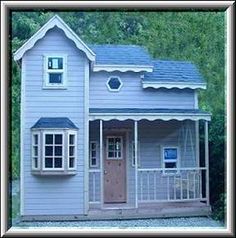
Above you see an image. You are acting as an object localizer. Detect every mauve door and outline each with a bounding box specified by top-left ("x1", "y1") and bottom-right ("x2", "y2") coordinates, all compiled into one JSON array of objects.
[{"x1": 104, "y1": 135, "x2": 126, "y2": 203}]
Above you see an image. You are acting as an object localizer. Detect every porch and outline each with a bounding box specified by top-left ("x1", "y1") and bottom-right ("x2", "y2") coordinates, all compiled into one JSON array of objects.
[{"x1": 87, "y1": 108, "x2": 211, "y2": 217}]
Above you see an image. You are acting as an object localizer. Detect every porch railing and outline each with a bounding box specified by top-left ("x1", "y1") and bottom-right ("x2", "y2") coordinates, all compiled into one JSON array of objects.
[
  {"x1": 138, "y1": 167, "x2": 207, "y2": 202},
  {"x1": 89, "y1": 169, "x2": 101, "y2": 203}
]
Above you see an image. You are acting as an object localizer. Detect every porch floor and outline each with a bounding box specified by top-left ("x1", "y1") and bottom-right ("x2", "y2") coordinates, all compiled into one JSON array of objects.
[{"x1": 87, "y1": 201, "x2": 211, "y2": 220}]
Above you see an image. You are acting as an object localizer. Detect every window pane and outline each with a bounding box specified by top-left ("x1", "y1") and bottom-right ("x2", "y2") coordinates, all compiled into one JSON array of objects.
[
  {"x1": 91, "y1": 158, "x2": 96, "y2": 166},
  {"x1": 91, "y1": 150, "x2": 96, "y2": 158},
  {"x1": 45, "y1": 157, "x2": 53, "y2": 168},
  {"x1": 69, "y1": 146, "x2": 74, "y2": 156},
  {"x1": 165, "y1": 162, "x2": 176, "y2": 168},
  {"x1": 108, "y1": 144, "x2": 114, "y2": 151},
  {"x1": 69, "y1": 135, "x2": 75, "y2": 145},
  {"x1": 33, "y1": 146, "x2": 38, "y2": 156},
  {"x1": 48, "y1": 57, "x2": 63, "y2": 69},
  {"x1": 108, "y1": 151, "x2": 114, "y2": 158},
  {"x1": 34, "y1": 158, "x2": 38, "y2": 168},
  {"x1": 55, "y1": 134, "x2": 62, "y2": 144},
  {"x1": 108, "y1": 138, "x2": 114, "y2": 144},
  {"x1": 55, "y1": 146, "x2": 62, "y2": 156},
  {"x1": 55, "y1": 157, "x2": 62, "y2": 168},
  {"x1": 91, "y1": 143, "x2": 96, "y2": 150},
  {"x1": 33, "y1": 135, "x2": 38, "y2": 145},
  {"x1": 164, "y1": 148, "x2": 177, "y2": 161},
  {"x1": 69, "y1": 157, "x2": 75, "y2": 168},
  {"x1": 45, "y1": 134, "x2": 53, "y2": 144},
  {"x1": 49, "y1": 73, "x2": 62, "y2": 84},
  {"x1": 45, "y1": 146, "x2": 53, "y2": 156}
]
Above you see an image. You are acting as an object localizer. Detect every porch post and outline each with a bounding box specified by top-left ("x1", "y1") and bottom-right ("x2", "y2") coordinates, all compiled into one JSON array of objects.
[
  {"x1": 100, "y1": 120, "x2": 103, "y2": 207},
  {"x1": 134, "y1": 120, "x2": 138, "y2": 208},
  {"x1": 204, "y1": 120, "x2": 210, "y2": 206}
]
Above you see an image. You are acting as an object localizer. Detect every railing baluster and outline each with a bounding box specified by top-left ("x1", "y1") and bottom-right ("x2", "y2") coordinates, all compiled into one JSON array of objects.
[
  {"x1": 93, "y1": 172, "x2": 96, "y2": 202},
  {"x1": 180, "y1": 173, "x2": 183, "y2": 200},
  {"x1": 193, "y1": 171, "x2": 196, "y2": 199},
  {"x1": 167, "y1": 175, "x2": 170, "y2": 201},
  {"x1": 187, "y1": 172, "x2": 190, "y2": 199},
  {"x1": 154, "y1": 171, "x2": 157, "y2": 201},
  {"x1": 140, "y1": 172, "x2": 143, "y2": 201},
  {"x1": 174, "y1": 175, "x2": 176, "y2": 200},
  {"x1": 200, "y1": 170, "x2": 203, "y2": 199}
]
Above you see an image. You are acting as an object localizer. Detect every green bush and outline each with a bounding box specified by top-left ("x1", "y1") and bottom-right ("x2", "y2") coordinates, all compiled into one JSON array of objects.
[{"x1": 212, "y1": 193, "x2": 226, "y2": 222}]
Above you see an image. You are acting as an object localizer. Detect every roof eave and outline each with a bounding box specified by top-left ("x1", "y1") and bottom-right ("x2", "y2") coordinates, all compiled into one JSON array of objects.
[
  {"x1": 13, "y1": 15, "x2": 96, "y2": 62},
  {"x1": 142, "y1": 81, "x2": 207, "y2": 90}
]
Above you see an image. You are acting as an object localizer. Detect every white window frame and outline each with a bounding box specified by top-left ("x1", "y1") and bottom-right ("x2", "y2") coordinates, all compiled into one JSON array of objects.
[
  {"x1": 106, "y1": 136, "x2": 123, "y2": 160},
  {"x1": 162, "y1": 146, "x2": 180, "y2": 173},
  {"x1": 106, "y1": 76, "x2": 123, "y2": 92},
  {"x1": 44, "y1": 54, "x2": 67, "y2": 89},
  {"x1": 67, "y1": 131, "x2": 77, "y2": 170},
  {"x1": 31, "y1": 132, "x2": 40, "y2": 170},
  {"x1": 131, "y1": 140, "x2": 140, "y2": 167},
  {"x1": 89, "y1": 141, "x2": 98, "y2": 168},
  {"x1": 42, "y1": 130, "x2": 65, "y2": 171}
]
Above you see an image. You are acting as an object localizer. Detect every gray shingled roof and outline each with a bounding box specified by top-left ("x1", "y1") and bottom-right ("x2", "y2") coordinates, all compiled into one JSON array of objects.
[
  {"x1": 144, "y1": 60, "x2": 205, "y2": 83},
  {"x1": 31, "y1": 117, "x2": 78, "y2": 129},
  {"x1": 88, "y1": 44, "x2": 152, "y2": 66},
  {"x1": 89, "y1": 108, "x2": 210, "y2": 115}
]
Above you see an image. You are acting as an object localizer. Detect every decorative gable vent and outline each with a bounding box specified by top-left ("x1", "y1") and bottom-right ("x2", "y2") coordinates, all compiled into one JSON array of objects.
[{"x1": 106, "y1": 76, "x2": 123, "y2": 92}]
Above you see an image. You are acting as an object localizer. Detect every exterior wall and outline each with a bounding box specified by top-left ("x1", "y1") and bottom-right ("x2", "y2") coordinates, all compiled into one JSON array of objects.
[
  {"x1": 89, "y1": 72, "x2": 195, "y2": 109},
  {"x1": 88, "y1": 120, "x2": 197, "y2": 206},
  {"x1": 22, "y1": 27, "x2": 88, "y2": 215}
]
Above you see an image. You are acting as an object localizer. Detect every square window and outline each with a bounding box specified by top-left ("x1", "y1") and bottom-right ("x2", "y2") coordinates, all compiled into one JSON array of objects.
[
  {"x1": 164, "y1": 148, "x2": 177, "y2": 161},
  {"x1": 45, "y1": 157, "x2": 53, "y2": 168},
  {"x1": 49, "y1": 73, "x2": 62, "y2": 84},
  {"x1": 46, "y1": 135, "x2": 53, "y2": 144},
  {"x1": 45, "y1": 146, "x2": 53, "y2": 156},
  {"x1": 55, "y1": 146, "x2": 62, "y2": 156},
  {"x1": 165, "y1": 162, "x2": 176, "y2": 168},
  {"x1": 55, "y1": 157, "x2": 62, "y2": 168},
  {"x1": 48, "y1": 57, "x2": 63, "y2": 70}
]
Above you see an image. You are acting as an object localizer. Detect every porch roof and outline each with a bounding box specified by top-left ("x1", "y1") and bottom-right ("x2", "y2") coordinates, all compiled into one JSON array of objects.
[
  {"x1": 89, "y1": 108, "x2": 211, "y2": 121},
  {"x1": 31, "y1": 117, "x2": 78, "y2": 129}
]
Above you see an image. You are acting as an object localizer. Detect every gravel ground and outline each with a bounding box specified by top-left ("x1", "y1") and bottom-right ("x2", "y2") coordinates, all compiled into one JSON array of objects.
[{"x1": 13, "y1": 217, "x2": 224, "y2": 229}]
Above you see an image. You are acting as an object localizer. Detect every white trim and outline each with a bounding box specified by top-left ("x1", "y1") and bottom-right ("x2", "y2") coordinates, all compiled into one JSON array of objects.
[
  {"x1": 67, "y1": 131, "x2": 77, "y2": 170},
  {"x1": 134, "y1": 120, "x2": 138, "y2": 208},
  {"x1": 131, "y1": 140, "x2": 140, "y2": 167},
  {"x1": 93, "y1": 64, "x2": 153, "y2": 73},
  {"x1": 106, "y1": 76, "x2": 123, "y2": 92},
  {"x1": 142, "y1": 81, "x2": 207, "y2": 90},
  {"x1": 89, "y1": 141, "x2": 99, "y2": 168},
  {"x1": 13, "y1": 15, "x2": 95, "y2": 62},
  {"x1": 89, "y1": 113, "x2": 211, "y2": 122},
  {"x1": 194, "y1": 90, "x2": 199, "y2": 108},
  {"x1": 99, "y1": 120, "x2": 103, "y2": 208},
  {"x1": 205, "y1": 121, "x2": 210, "y2": 206},
  {"x1": 42, "y1": 131, "x2": 64, "y2": 171},
  {"x1": 20, "y1": 57, "x2": 26, "y2": 215},
  {"x1": 84, "y1": 59, "x2": 90, "y2": 214},
  {"x1": 31, "y1": 132, "x2": 40, "y2": 170},
  {"x1": 43, "y1": 54, "x2": 67, "y2": 89},
  {"x1": 195, "y1": 121, "x2": 200, "y2": 167}
]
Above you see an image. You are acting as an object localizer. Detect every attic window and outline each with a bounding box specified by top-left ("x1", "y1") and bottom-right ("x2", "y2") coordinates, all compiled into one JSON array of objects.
[
  {"x1": 44, "y1": 55, "x2": 67, "y2": 89},
  {"x1": 106, "y1": 76, "x2": 123, "y2": 92}
]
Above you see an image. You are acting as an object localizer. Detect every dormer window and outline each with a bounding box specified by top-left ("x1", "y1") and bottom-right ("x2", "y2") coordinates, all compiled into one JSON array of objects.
[
  {"x1": 106, "y1": 76, "x2": 123, "y2": 92},
  {"x1": 44, "y1": 55, "x2": 67, "y2": 88}
]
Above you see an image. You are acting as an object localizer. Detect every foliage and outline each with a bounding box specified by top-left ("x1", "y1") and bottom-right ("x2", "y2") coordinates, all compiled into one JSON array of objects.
[
  {"x1": 212, "y1": 193, "x2": 226, "y2": 222},
  {"x1": 10, "y1": 11, "x2": 226, "y2": 221}
]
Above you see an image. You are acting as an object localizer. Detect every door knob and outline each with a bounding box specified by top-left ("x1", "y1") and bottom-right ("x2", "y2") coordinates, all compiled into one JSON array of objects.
[{"x1": 104, "y1": 170, "x2": 107, "y2": 175}]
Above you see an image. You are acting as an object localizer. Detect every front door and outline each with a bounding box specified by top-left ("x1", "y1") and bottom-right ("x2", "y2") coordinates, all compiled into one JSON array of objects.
[{"x1": 104, "y1": 135, "x2": 126, "y2": 203}]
